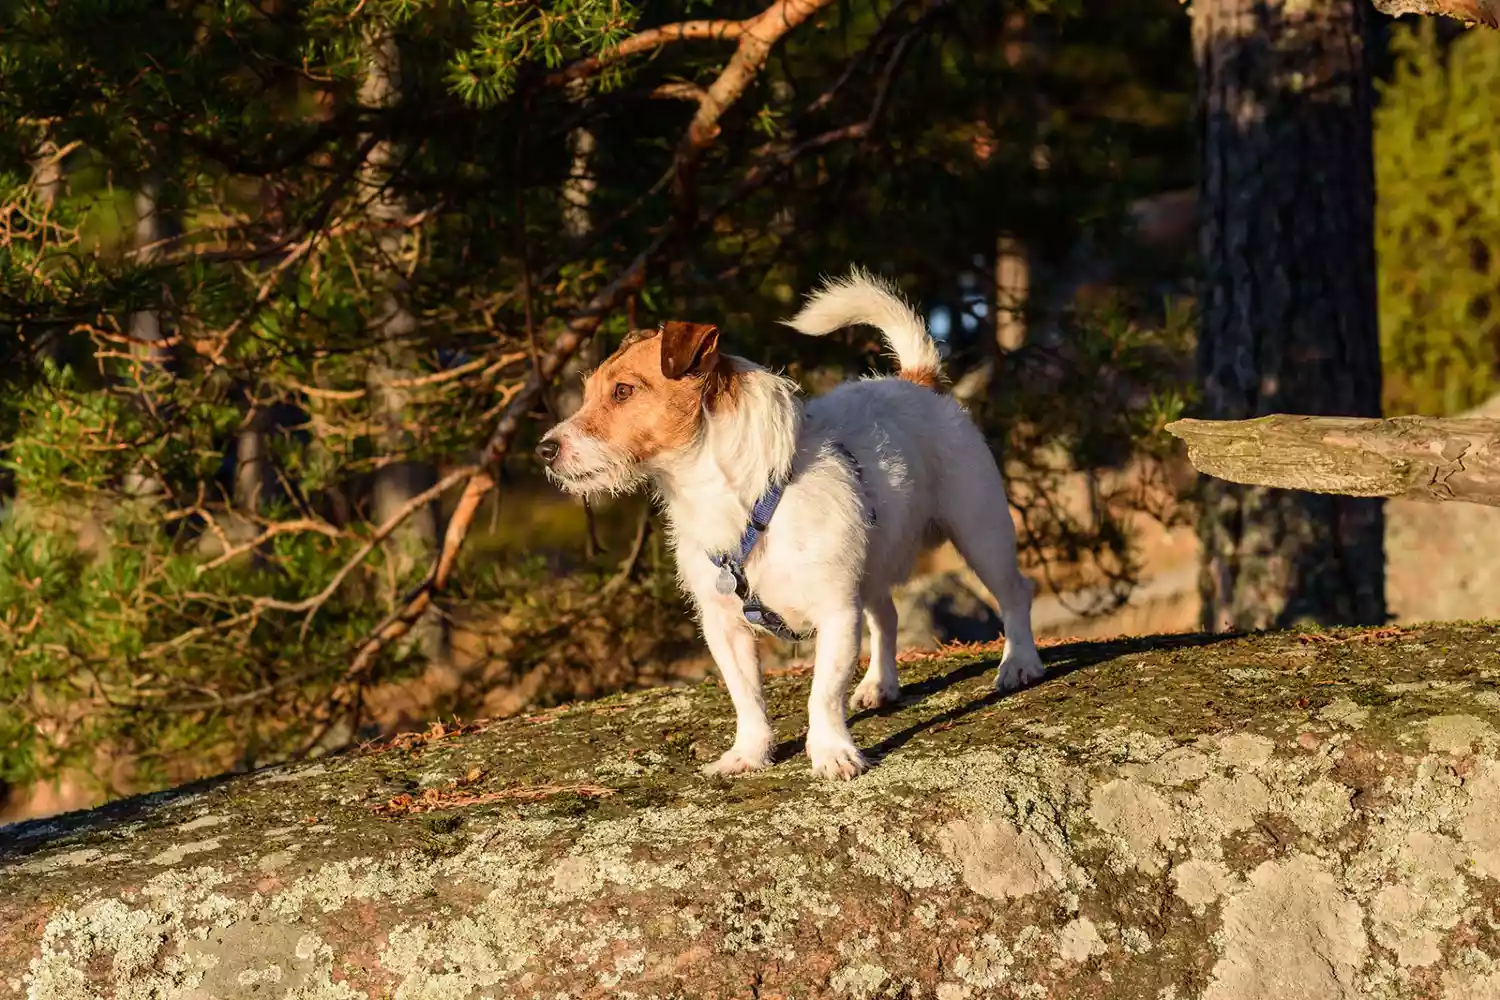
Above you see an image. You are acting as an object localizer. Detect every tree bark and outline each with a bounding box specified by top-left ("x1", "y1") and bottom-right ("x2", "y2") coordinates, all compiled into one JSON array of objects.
[
  {"x1": 233, "y1": 400, "x2": 275, "y2": 526},
  {"x1": 359, "y1": 26, "x2": 447, "y2": 664},
  {"x1": 954, "y1": 10, "x2": 1033, "y2": 407},
  {"x1": 28, "y1": 142, "x2": 66, "y2": 366},
  {"x1": 128, "y1": 173, "x2": 172, "y2": 365},
  {"x1": 994, "y1": 233, "x2": 1028, "y2": 353},
  {"x1": 553, "y1": 79, "x2": 602, "y2": 421},
  {"x1": 120, "y1": 170, "x2": 176, "y2": 499},
  {"x1": 1192, "y1": 0, "x2": 1385, "y2": 632}
]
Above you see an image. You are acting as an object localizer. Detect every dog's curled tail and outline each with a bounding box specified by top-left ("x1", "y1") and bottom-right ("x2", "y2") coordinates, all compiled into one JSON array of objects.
[{"x1": 782, "y1": 267, "x2": 944, "y2": 390}]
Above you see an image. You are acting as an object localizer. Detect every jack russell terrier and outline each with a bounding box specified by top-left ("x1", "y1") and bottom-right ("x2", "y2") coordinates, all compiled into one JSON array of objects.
[{"x1": 537, "y1": 268, "x2": 1044, "y2": 779}]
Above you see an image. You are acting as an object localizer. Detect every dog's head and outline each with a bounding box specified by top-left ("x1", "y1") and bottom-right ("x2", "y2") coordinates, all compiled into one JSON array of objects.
[{"x1": 536, "y1": 321, "x2": 735, "y2": 497}]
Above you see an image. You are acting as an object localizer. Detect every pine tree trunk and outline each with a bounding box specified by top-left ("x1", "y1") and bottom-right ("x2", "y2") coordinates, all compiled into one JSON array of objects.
[
  {"x1": 1192, "y1": 0, "x2": 1386, "y2": 631},
  {"x1": 233, "y1": 400, "x2": 274, "y2": 514},
  {"x1": 994, "y1": 233, "x2": 1028, "y2": 353},
  {"x1": 954, "y1": 11, "x2": 1033, "y2": 407},
  {"x1": 359, "y1": 26, "x2": 447, "y2": 662},
  {"x1": 128, "y1": 173, "x2": 171, "y2": 364},
  {"x1": 553, "y1": 79, "x2": 600, "y2": 420},
  {"x1": 27, "y1": 141, "x2": 65, "y2": 365},
  {"x1": 552, "y1": 81, "x2": 608, "y2": 559},
  {"x1": 993, "y1": 11, "x2": 1030, "y2": 359},
  {"x1": 121, "y1": 170, "x2": 175, "y2": 499}
]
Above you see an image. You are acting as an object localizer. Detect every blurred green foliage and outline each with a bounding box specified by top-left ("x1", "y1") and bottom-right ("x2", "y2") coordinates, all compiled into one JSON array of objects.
[
  {"x1": 0, "y1": 0, "x2": 1196, "y2": 804},
  {"x1": 1377, "y1": 21, "x2": 1500, "y2": 417}
]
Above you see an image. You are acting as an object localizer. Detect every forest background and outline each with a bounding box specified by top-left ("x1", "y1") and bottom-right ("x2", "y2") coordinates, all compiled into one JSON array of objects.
[{"x1": 1, "y1": 0, "x2": 1493, "y2": 818}]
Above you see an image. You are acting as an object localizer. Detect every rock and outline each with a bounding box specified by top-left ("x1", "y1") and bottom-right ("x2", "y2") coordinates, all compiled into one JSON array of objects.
[
  {"x1": 1385, "y1": 392, "x2": 1500, "y2": 625},
  {"x1": 891, "y1": 570, "x2": 1003, "y2": 650},
  {"x1": 5, "y1": 625, "x2": 1500, "y2": 998}
]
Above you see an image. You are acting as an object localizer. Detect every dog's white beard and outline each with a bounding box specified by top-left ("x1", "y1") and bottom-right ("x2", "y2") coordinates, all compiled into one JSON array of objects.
[{"x1": 545, "y1": 434, "x2": 644, "y2": 499}]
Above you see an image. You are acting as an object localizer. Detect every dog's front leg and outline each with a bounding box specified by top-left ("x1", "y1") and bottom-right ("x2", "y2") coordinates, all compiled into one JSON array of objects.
[
  {"x1": 806, "y1": 603, "x2": 868, "y2": 779},
  {"x1": 699, "y1": 602, "x2": 776, "y2": 776}
]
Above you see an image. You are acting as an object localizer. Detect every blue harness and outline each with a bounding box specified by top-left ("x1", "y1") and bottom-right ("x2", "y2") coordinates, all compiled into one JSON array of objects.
[{"x1": 709, "y1": 443, "x2": 870, "y2": 643}]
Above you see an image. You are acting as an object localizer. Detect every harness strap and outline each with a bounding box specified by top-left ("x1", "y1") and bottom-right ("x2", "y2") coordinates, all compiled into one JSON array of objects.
[{"x1": 709, "y1": 442, "x2": 871, "y2": 643}]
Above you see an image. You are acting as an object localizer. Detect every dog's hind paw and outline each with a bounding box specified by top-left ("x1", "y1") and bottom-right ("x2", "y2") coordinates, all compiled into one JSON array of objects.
[
  {"x1": 995, "y1": 651, "x2": 1046, "y2": 693},
  {"x1": 807, "y1": 739, "x2": 870, "y2": 780},
  {"x1": 702, "y1": 744, "x2": 774, "y2": 778}
]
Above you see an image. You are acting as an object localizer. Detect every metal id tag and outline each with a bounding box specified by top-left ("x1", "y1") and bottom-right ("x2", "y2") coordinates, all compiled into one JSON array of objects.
[{"x1": 715, "y1": 565, "x2": 739, "y2": 596}]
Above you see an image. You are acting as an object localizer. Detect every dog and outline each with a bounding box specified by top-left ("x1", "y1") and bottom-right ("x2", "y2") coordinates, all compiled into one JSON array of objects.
[{"x1": 536, "y1": 268, "x2": 1044, "y2": 779}]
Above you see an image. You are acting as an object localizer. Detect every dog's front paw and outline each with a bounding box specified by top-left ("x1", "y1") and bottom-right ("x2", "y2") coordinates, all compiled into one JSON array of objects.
[
  {"x1": 807, "y1": 738, "x2": 869, "y2": 780},
  {"x1": 995, "y1": 650, "x2": 1046, "y2": 693},
  {"x1": 849, "y1": 677, "x2": 900, "y2": 712},
  {"x1": 702, "y1": 743, "x2": 774, "y2": 778}
]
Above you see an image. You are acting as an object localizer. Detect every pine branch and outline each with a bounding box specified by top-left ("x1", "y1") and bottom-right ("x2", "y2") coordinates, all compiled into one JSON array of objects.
[{"x1": 345, "y1": 0, "x2": 841, "y2": 678}]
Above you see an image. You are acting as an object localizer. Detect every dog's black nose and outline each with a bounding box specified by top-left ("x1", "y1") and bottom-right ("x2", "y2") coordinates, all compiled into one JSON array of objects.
[{"x1": 536, "y1": 439, "x2": 560, "y2": 465}]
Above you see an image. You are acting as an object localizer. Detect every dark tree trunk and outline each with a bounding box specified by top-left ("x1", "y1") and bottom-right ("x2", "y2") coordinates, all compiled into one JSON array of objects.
[{"x1": 1192, "y1": 0, "x2": 1386, "y2": 631}]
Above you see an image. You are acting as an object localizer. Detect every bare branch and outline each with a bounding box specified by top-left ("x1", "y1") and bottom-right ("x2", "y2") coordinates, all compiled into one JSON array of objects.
[
  {"x1": 135, "y1": 464, "x2": 477, "y2": 663},
  {"x1": 651, "y1": 81, "x2": 710, "y2": 103},
  {"x1": 600, "y1": 508, "x2": 653, "y2": 599},
  {"x1": 683, "y1": 0, "x2": 835, "y2": 154},
  {"x1": 197, "y1": 518, "x2": 343, "y2": 574},
  {"x1": 550, "y1": 19, "x2": 755, "y2": 86}
]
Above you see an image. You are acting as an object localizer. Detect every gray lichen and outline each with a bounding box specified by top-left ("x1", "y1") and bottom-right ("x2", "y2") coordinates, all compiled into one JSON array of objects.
[{"x1": 3, "y1": 625, "x2": 1500, "y2": 999}]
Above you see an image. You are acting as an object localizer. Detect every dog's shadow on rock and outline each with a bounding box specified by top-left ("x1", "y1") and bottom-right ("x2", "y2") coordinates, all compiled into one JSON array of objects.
[
  {"x1": 773, "y1": 631, "x2": 1238, "y2": 769},
  {"x1": 0, "y1": 771, "x2": 244, "y2": 862}
]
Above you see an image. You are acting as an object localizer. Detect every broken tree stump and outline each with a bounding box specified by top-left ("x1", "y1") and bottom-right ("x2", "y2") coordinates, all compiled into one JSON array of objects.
[{"x1": 1166, "y1": 414, "x2": 1500, "y2": 506}]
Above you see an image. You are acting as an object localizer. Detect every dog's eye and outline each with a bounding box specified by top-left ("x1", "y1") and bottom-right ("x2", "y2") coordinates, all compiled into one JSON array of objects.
[{"x1": 612, "y1": 382, "x2": 635, "y2": 403}]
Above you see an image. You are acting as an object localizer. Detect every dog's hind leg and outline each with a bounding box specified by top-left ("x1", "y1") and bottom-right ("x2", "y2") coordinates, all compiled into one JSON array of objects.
[
  {"x1": 806, "y1": 603, "x2": 870, "y2": 779},
  {"x1": 851, "y1": 591, "x2": 901, "y2": 711},
  {"x1": 938, "y1": 451, "x2": 1046, "y2": 693}
]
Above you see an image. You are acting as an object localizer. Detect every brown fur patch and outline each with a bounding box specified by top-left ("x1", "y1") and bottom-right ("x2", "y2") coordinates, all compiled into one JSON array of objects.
[
  {"x1": 660, "y1": 321, "x2": 720, "y2": 380},
  {"x1": 570, "y1": 329, "x2": 738, "y2": 464},
  {"x1": 900, "y1": 365, "x2": 942, "y2": 390}
]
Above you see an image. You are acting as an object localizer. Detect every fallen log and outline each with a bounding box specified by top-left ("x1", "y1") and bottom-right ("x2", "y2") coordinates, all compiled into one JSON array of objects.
[
  {"x1": 4, "y1": 626, "x2": 1500, "y2": 998},
  {"x1": 1166, "y1": 414, "x2": 1500, "y2": 506},
  {"x1": 1370, "y1": 0, "x2": 1500, "y2": 28}
]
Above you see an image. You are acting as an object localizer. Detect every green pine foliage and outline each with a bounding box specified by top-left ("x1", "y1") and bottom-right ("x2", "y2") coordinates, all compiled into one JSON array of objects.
[
  {"x1": 0, "y1": 0, "x2": 1196, "y2": 801},
  {"x1": 1376, "y1": 22, "x2": 1500, "y2": 417}
]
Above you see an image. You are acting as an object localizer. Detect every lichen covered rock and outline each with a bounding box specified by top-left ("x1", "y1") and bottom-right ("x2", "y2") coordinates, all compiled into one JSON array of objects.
[{"x1": 4, "y1": 625, "x2": 1500, "y2": 999}]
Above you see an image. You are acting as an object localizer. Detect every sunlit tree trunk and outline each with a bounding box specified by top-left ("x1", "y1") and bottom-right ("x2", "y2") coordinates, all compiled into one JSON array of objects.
[
  {"x1": 954, "y1": 10, "x2": 1032, "y2": 408},
  {"x1": 233, "y1": 398, "x2": 274, "y2": 526},
  {"x1": 553, "y1": 80, "x2": 607, "y2": 559},
  {"x1": 360, "y1": 25, "x2": 448, "y2": 662},
  {"x1": 554, "y1": 79, "x2": 601, "y2": 420},
  {"x1": 994, "y1": 233, "x2": 1029, "y2": 354},
  {"x1": 121, "y1": 170, "x2": 175, "y2": 499},
  {"x1": 29, "y1": 141, "x2": 65, "y2": 365}
]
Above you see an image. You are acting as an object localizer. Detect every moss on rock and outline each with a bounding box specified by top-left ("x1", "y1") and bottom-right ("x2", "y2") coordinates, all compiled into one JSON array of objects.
[{"x1": 3, "y1": 626, "x2": 1500, "y2": 998}]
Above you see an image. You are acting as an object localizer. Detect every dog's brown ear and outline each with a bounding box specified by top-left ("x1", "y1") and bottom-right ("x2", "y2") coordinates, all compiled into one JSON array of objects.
[{"x1": 660, "y1": 321, "x2": 721, "y2": 380}]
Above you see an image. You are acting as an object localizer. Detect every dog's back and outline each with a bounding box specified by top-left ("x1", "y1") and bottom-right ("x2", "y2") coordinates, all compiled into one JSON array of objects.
[{"x1": 784, "y1": 270, "x2": 989, "y2": 581}]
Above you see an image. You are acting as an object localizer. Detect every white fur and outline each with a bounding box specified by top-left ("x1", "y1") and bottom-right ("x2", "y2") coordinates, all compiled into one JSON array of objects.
[
  {"x1": 545, "y1": 433, "x2": 644, "y2": 497},
  {"x1": 783, "y1": 265, "x2": 943, "y2": 377},
  {"x1": 542, "y1": 269, "x2": 1044, "y2": 780}
]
